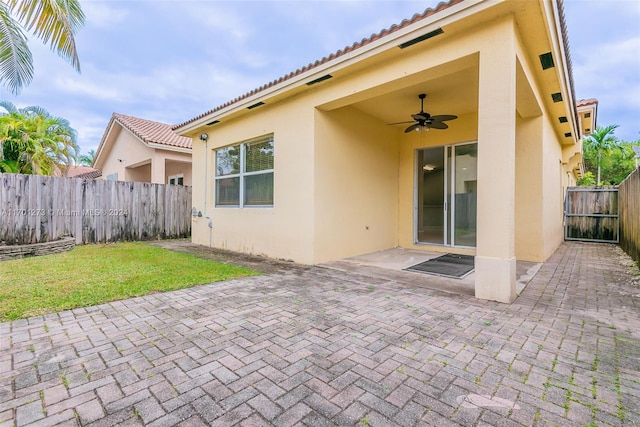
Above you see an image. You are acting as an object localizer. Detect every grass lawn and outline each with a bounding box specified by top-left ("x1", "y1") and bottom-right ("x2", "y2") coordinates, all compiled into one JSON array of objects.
[{"x1": 0, "y1": 242, "x2": 258, "y2": 322}]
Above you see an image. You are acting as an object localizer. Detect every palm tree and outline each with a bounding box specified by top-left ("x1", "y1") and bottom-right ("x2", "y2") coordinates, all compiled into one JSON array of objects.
[
  {"x1": 0, "y1": 0, "x2": 84, "y2": 94},
  {"x1": 583, "y1": 124, "x2": 620, "y2": 184},
  {"x1": 0, "y1": 101, "x2": 78, "y2": 175},
  {"x1": 78, "y1": 149, "x2": 95, "y2": 166}
]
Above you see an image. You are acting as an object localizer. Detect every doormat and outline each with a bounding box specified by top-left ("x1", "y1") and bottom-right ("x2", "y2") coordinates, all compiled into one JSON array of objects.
[{"x1": 405, "y1": 253, "x2": 475, "y2": 278}]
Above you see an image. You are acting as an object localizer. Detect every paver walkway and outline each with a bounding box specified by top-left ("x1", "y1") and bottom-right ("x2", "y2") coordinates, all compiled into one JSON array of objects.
[{"x1": 1, "y1": 242, "x2": 639, "y2": 426}]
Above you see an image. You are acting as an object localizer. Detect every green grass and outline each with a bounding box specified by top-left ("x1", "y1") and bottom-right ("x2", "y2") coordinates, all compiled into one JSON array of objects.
[{"x1": 0, "y1": 242, "x2": 258, "y2": 322}]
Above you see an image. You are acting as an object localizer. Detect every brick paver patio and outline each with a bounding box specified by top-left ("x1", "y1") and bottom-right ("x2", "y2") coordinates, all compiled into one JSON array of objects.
[{"x1": 1, "y1": 242, "x2": 639, "y2": 426}]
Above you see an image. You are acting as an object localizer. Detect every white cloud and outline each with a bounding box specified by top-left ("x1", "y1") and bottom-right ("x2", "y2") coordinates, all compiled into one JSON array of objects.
[
  {"x1": 81, "y1": 1, "x2": 129, "y2": 29},
  {"x1": 4, "y1": 0, "x2": 640, "y2": 148}
]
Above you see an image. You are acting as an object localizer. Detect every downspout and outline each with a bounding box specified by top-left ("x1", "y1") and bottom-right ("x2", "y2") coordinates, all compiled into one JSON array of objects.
[
  {"x1": 198, "y1": 133, "x2": 214, "y2": 246},
  {"x1": 201, "y1": 133, "x2": 208, "y2": 216}
]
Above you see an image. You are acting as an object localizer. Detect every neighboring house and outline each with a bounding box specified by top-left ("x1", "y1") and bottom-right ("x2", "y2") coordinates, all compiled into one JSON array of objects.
[
  {"x1": 53, "y1": 165, "x2": 102, "y2": 179},
  {"x1": 566, "y1": 98, "x2": 598, "y2": 181},
  {"x1": 175, "y1": 0, "x2": 590, "y2": 303},
  {"x1": 93, "y1": 113, "x2": 192, "y2": 185}
]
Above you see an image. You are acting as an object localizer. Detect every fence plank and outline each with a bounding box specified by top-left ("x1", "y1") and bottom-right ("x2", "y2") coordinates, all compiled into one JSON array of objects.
[
  {"x1": 564, "y1": 187, "x2": 619, "y2": 243},
  {"x1": 0, "y1": 173, "x2": 191, "y2": 245},
  {"x1": 619, "y1": 168, "x2": 640, "y2": 264}
]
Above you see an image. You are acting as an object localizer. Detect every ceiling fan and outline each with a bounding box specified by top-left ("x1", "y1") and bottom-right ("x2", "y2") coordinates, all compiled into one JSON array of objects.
[{"x1": 389, "y1": 93, "x2": 457, "y2": 133}]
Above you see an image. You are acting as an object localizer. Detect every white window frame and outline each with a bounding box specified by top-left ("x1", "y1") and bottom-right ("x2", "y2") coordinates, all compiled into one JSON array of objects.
[
  {"x1": 214, "y1": 135, "x2": 274, "y2": 208},
  {"x1": 168, "y1": 174, "x2": 184, "y2": 185}
]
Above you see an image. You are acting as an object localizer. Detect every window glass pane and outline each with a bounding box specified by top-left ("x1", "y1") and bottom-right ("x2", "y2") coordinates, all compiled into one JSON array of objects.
[
  {"x1": 244, "y1": 173, "x2": 273, "y2": 206},
  {"x1": 245, "y1": 138, "x2": 274, "y2": 173},
  {"x1": 216, "y1": 146, "x2": 240, "y2": 176},
  {"x1": 216, "y1": 177, "x2": 240, "y2": 206},
  {"x1": 177, "y1": 177, "x2": 184, "y2": 185}
]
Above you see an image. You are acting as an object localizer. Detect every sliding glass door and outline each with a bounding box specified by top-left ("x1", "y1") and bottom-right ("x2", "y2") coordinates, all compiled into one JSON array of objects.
[{"x1": 416, "y1": 142, "x2": 477, "y2": 247}]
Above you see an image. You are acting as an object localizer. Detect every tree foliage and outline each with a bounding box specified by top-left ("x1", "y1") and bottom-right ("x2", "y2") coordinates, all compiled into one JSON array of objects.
[
  {"x1": 0, "y1": 0, "x2": 84, "y2": 94},
  {"x1": 78, "y1": 148, "x2": 95, "y2": 166},
  {"x1": 0, "y1": 100, "x2": 78, "y2": 175},
  {"x1": 581, "y1": 125, "x2": 639, "y2": 185}
]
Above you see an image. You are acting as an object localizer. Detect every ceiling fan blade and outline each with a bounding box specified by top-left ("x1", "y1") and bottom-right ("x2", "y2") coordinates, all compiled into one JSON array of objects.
[
  {"x1": 427, "y1": 121, "x2": 448, "y2": 129},
  {"x1": 404, "y1": 123, "x2": 421, "y2": 133},
  {"x1": 387, "y1": 120, "x2": 415, "y2": 126},
  {"x1": 431, "y1": 114, "x2": 457, "y2": 121}
]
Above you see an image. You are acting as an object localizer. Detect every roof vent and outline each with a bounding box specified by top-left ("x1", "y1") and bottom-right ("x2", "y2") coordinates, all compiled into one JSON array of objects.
[
  {"x1": 206, "y1": 120, "x2": 220, "y2": 126},
  {"x1": 247, "y1": 101, "x2": 265, "y2": 110},
  {"x1": 564, "y1": 132, "x2": 572, "y2": 138},
  {"x1": 399, "y1": 28, "x2": 444, "y2": 49},
  {"x1": 306, "y1": 74, "x2": 333, "y2": 86},
  {"x1": 558, "y1": 116, "x2": 568, "y2": 123},
  {"x1": 539, "y1": 52, "x2": 555, "y2": 70},
  {"x1": 551, "y1": 93, "x2": 563, "y2": 102}
]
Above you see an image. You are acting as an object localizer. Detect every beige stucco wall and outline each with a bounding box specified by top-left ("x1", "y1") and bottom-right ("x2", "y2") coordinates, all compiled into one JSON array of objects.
[
  {"x1": 191, "y1": 98, "x2": 316, "y2": 263},
  {"x1": 187, "y1": 1, "x2": 577, "y2": 304},
  {"x1": 313, "y1": 107, "x2": 400, "y2": 263},
  {"x1": 165, "y1": 159, "x2": 192, "y2": 186},
  {"x1": 126, "y1": 163, "x2": 151, "y2": 182}
]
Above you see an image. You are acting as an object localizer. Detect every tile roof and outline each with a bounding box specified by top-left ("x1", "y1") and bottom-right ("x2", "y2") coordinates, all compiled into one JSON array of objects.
[
  {"x1": 576, "y1": 98, "x2": 598, "y2": 107},
  {"x1": 173, "y1": 0, "x2": 465, "y2": 130},
  {"x1": 175, "y1": 0, "x2": 578, "y2": 137},
  {"x1": 113, "y1": 113, "x2": 192, "y2": 149},
  {"x1": 54, "y1": 165, "x2": 102, "y2": 179}
]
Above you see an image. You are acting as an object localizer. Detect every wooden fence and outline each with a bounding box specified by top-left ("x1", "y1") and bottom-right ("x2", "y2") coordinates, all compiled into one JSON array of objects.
[
  {"x1": 619, "y1": 168, "x2": 640, "y2": 264},
  {"x1": 0, "y1": 173, "x2": 191, "y2": 245},
  {"x1": 564, "y1": 186, "x2": 619, "y2": 243}
]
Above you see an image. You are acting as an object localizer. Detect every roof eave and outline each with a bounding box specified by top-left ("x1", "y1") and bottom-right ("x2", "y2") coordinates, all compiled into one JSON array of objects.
[
  {"x1": 92, "y1": 116, "x2": 118, "y2": 169},
  {"x1": 174, "y1": 0, "x2": 486, "y2": 135},
  {"x1": 147, "y1": 142, "x2": 192, "y2": 154},
  {"x1": 548, "y1": 0, "x2": 580, "y2": 143}
]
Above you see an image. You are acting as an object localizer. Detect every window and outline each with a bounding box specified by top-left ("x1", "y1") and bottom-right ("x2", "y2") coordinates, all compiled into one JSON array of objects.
[
  {"x1": 215, "y1": 135, "x2": 274, "y2": 207},
  {"x1": 168, "y1": 174, "x2": 184, "y2": 185},
  {"x1": 106, "y1": 173, "x2": 118, "y2": 181}
]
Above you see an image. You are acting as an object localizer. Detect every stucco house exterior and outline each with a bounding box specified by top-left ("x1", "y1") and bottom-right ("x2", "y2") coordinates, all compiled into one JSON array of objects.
[
  {"x1": 175, "y1": 0, "x2": 588, "y2": 303},
  {"x1": 94, "y1": 113, "x2": 192, "y2": 185}
]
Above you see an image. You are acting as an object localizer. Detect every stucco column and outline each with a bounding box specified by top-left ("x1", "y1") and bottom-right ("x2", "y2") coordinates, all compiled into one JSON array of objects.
[
  {"x1": 151, "y1": 155, "x2": 166, "y2": 184},
  {"x1": 475, "y1": 20, "x2": 517, "y2": 303}
]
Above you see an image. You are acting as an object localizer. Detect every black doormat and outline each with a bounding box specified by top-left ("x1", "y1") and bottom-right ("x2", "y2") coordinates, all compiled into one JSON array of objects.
[{"x1": 405, "y1": 253, "x2": 475, "y2": 278}]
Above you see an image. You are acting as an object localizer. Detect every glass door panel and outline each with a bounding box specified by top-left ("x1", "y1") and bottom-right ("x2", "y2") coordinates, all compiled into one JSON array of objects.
[
  {"x1": 416, "y1": 147, "x2": 445, "y2": 245},
  {"x1": 416, "y1": 143, "x2": 477, "y2": 248},
  {"x1": 452, "y1": 143, "x2": 477, "y2": 247}
]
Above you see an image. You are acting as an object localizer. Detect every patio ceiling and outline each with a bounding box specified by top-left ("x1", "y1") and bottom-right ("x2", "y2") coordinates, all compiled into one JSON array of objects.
[{"x1": 350, "y1": 66, "x2": 479, "y2": 128}]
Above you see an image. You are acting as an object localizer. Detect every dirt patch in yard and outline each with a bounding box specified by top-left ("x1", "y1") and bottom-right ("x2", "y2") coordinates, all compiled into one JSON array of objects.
[{"x1": 149, "y1": 239, "x2": 309, "y2": 275}]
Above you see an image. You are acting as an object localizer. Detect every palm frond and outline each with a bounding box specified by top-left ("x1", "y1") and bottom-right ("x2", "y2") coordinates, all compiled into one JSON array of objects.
[
  {"x1": 0, "y1": 100, "x2": 19, "y2": 115},
  {"x1": 9, "y1": 0, "x2": 85, "y2": 72},
  {"x1": 0, "y1": 3, "x2": 33, "y2": 94}
]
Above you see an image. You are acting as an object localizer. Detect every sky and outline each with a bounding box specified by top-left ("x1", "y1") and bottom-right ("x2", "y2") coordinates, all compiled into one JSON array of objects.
[{"x1": 1, "y1": 0, "x2": 639, "y2": 157}]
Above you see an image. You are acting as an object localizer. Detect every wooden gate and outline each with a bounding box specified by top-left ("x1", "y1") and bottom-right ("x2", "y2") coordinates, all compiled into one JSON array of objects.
[{"x1": 564, "y1": 187, "x2": 619, "y2": 243}]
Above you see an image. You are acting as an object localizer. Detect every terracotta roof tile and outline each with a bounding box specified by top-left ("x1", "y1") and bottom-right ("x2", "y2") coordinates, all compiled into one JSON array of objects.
[
  {"x1": 113, "y1": 113, "x2": 192, "y2": 149},
  {"x1": 556, "y1": 0, "x2": 579, "y2": 131},
  {"x1": 54, "y1": 165, "x2": 102, "y2": 179},
  {"x1": 576, "y1": 98, "x2": 598, "y2": 107},
  {"x1": 173, "y1": 0, "x2": 465, "y2": 130}
]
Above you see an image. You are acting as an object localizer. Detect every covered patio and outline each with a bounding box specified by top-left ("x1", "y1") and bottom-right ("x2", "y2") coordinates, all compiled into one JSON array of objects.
[{"x1": 320, "y1": 248, "x2": 542, "y2": 298}]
